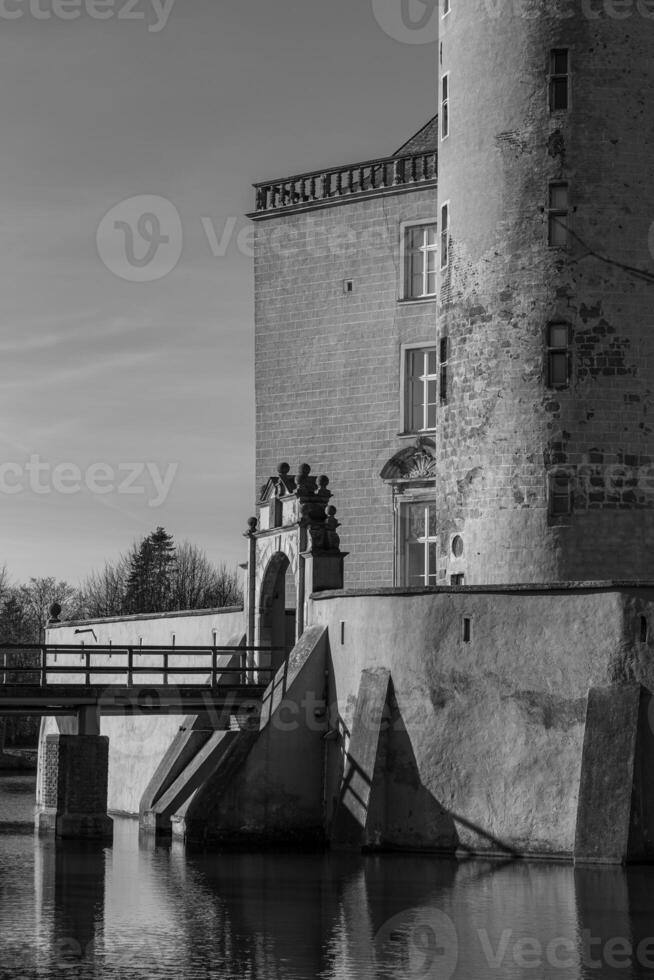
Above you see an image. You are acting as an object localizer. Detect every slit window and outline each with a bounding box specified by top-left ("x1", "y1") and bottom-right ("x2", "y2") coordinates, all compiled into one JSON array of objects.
[
  {"x1": 442, "y1": 0, "x2": 450, "y2": 14},
  {"x1": 440, "y1": 203, "x2": 449, "y2": 269},
  {"x1": 405, "y1": 346, "x2": 438, "y2": 431},
  {"x1": 549, "y1": 471, "x2": 572, "y2": 517},
  {"x1": 441, "y1": 74, "x2": 449, "y2": 139},
  {"x1": 640, "y1": 616, "x2": 648, "y2": 643},
  {"x1": 403, "y1": 224, "x2": 438, "y2": 299},
  {"x1": 546, "y1": 323, "x2": 571, "y2": 388},
  {"x1": 548, "y1": 182, "x2": 569, "y2": 247},
  {"x1": 439, "y1": 337, "x2": 449, "y2": 405},
  {"x1": 462, "y1": 616, "x2": 471, "y2": 641},
  {"x1": 550, "y1": 49, "x2": 569, "y2": 111}
]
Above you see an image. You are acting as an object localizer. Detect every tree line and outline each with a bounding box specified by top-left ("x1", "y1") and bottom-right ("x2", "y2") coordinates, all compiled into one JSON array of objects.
[{"x1": 0, "y1": 527, "x2": 242, "y2": 750}]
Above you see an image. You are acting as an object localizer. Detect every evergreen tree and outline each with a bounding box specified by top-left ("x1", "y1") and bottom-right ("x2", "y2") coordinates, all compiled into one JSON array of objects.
[{"x1": 124, "y1": 527, "x2": 176, "y2": 614}]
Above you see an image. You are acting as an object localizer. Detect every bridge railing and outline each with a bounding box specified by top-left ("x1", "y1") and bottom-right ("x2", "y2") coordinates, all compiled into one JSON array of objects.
[{"x1": 0, "y1": 644, "x2": 282, "y2": 688}]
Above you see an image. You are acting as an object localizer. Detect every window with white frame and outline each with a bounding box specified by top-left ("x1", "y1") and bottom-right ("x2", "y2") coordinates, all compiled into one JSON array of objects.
[
  {"x1": 398, "y1": 499, "x2": 438, "y2": 587},
  {"x1": 404, "y1": 346, "x2": 437, "y2": 432},
  {"x1": 441, "y1": 74, "x2": 449, "y2": 139},
  {"x1": 403, "y1": 223, "x2": 437, "y2": 299}
]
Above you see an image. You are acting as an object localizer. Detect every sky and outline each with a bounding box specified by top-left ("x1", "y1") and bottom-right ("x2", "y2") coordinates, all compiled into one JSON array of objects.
[{"x1": 0, "y1": 0, "x2": 437, "y2": 586}]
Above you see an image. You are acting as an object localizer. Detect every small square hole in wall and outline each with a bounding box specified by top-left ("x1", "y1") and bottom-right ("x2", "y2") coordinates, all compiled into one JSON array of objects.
[
  {"x1": 343, "y1": 279, "x2": 353, "y2": 294},
  {"x1": 462, "y1": 618, "x2": 472, "y2": 643}
]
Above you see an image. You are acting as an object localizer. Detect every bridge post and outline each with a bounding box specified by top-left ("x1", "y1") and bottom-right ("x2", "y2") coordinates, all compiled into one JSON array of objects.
[
  {"x1": 35, "y1": 733, "x2": 113, "y2": 840},
  {"x1": 77, "y1": 705, "x2": 101, "y2": 736}
]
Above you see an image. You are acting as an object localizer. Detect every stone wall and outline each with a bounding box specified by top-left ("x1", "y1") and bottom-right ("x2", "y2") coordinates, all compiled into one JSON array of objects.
[
  {"x1": 436, "y1": 1, "x2": 654, "y2": 583},
  {"x1": 254, "y1": 187, "x2": 438, "y2": 589}
]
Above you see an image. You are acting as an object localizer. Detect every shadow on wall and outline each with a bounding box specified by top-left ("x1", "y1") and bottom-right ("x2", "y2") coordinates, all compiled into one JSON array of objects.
[{"x1": 329, "y1": 670, "x2": 521, "y2": 857}]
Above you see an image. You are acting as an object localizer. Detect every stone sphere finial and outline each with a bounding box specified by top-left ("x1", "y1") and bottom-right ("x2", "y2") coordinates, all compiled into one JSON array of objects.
[
  {"x1": 318, "y1": 475, "x2": 330, "y2": 489},
  {"x1": 327, "y1": 505, "x2": 337, "y2": 517},
  {"x1": 298, "y1": 463, "x2": 311, "y2": 478},
  {"x1": 244, "y1": 516, "x2": 258, "y2": 537},
  {"x1": 277, "y1": 462, "x2": 291, "y2": 476},
  {"x1": 49, "y1": 602, "x2": 62, "y2": 623}
]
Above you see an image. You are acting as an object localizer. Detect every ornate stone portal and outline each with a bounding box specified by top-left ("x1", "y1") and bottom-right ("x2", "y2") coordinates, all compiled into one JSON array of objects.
[{"x1": 244, "y1": 463, "x2": 347, "y2": 655}]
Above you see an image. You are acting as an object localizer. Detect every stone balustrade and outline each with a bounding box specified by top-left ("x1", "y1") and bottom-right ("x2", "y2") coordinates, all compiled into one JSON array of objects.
[{"x1": 251, "y1": 150, "x2": 437, "y2": 217}]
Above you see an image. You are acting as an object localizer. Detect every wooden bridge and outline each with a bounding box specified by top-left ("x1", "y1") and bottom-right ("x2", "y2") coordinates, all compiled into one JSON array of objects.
[{"x1": 0, "y1": 643, "x2": 279, "y2": 718}]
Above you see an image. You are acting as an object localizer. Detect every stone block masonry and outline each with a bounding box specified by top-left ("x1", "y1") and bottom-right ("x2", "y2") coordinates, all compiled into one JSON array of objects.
[
  {"x1": 254, "y1": 187, "x2": 438, "y2": 590},
  {"x1": 36, "y1": 734, "x2": 113, "y2": 839},
  {"x1": 437, "y1": 3, "x2": 654, "y2": 583}
]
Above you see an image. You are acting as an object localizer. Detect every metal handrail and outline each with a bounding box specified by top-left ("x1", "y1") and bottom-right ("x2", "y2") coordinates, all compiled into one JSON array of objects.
[
  {"x1": 0, "y1": 644, "x2": 285, "y2": 689},
  {"x1": 0, "y1": 643, "x2": 284, "y2": 652}
]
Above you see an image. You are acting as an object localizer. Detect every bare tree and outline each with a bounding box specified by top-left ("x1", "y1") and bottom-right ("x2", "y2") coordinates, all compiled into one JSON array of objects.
[
  {"x1": 172, "y1": 543, "x2": 242, "y2": 610},
  {"x1": 209, "y1": 561, "x2": 243, "y2": 608},
  {"x1": 77, "y1": 557, "x2": 129, "y2": 619},
  {"x1": 76, "y1": 536, "x2": 242, "y2": 618},
  {"x1": 0, "y1": 573, "x2": 78, "y2": 752},
  {"x1": 17, "y1": 577, "x2": 80, "y2": 640}
]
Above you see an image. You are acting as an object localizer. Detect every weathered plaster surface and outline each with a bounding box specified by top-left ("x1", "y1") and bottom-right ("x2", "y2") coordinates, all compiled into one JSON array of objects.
[
  {"x1": 35, "y1": 587, "x2": 654, "y2": 857},
  {"x1": 174, "y1": 625, "x2": 328, "y2": 844},
  {"x1": 313, "y1": 587, "x2": 654, "y2": 856}
]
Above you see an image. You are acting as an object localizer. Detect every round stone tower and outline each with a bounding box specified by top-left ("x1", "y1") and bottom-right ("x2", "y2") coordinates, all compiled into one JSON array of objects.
[{"x1": 437, "y1": 0, "x2": 654, "y2": 584}]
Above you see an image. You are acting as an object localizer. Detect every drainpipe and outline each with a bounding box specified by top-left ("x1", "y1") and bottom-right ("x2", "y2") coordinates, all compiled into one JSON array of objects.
[
  {"x1": 297, "y1": 521, "x2": 307, "y2": 640},
  {"x1": 244, "y1": 517, "x2": 258, "y2": 650}
]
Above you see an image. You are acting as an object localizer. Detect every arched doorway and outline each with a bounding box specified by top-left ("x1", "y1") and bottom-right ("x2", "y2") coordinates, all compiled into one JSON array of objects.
[{"x1": 258, "y1": 552, "x2": 297, "y2": 673}]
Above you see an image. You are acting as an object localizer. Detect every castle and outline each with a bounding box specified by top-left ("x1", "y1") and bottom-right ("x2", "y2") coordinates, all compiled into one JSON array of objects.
[
  {"x1": 37, "y1": 2, "x2": 654, "y2": 862},
  {"x1": 253, "y1": 2, "x2": 654, "y2": 587}
]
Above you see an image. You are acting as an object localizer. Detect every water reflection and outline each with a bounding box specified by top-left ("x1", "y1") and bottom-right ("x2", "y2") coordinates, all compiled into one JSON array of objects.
[
  {"x1": 35, "y1": 839, "x2": 106, "y2": 976},
  {"x1": 4, "y1": 774, "x2": 654, "y2": 978}
]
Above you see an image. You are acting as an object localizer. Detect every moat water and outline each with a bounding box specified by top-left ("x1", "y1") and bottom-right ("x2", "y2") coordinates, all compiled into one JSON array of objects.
[{"x1": 2, "y1": 773, "x2": 654, "y2": 980}]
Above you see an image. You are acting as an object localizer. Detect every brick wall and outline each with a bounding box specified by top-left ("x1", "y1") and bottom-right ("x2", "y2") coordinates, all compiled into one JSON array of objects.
[
  {"x1": 254, "y1": 188, "x2": 438, "y2": 589},
  {"x1": 44, "y1": 734, "x2": 109, "y2": 816}
]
